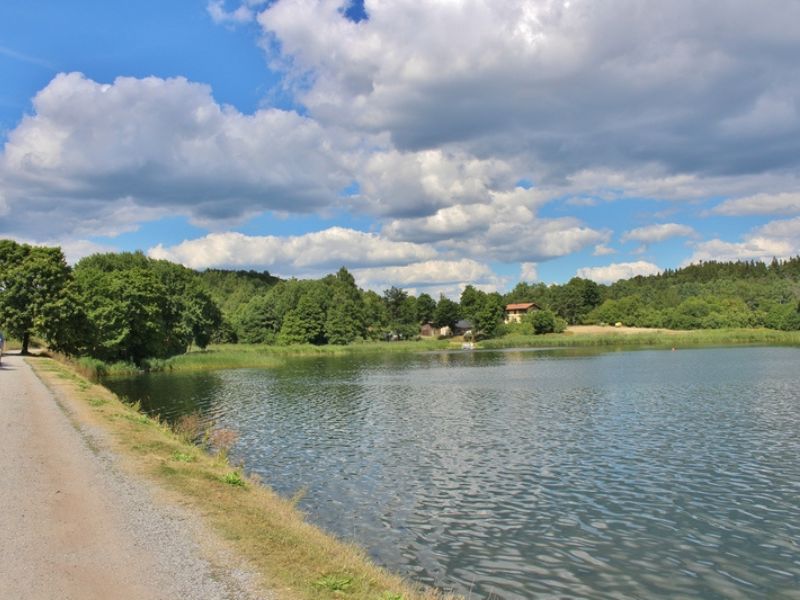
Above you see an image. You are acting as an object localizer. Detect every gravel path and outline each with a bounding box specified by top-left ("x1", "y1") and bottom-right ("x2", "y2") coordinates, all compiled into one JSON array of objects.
[{"x1": 0, "y1": 353, "x2": 273, "y2": 600}]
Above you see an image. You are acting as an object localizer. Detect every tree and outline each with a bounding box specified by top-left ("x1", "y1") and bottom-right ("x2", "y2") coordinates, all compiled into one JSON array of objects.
[
  {"x1": 182, "y1": 289, "x2": 222, "y2": 349},
  {"x1": 77, "y1": 267, "x2": 168, "y2": 363},
  {"x1": 415, "y1": 293, "x2": 437, "y2": 324},
  {"x1": 325, "y1": 291, "x2": 362, "y2": 344},
  {"x1": 527, "y1": 309, "x2": 557, "y2": 334},
  {"x1": 278, "y1": 293, "x2": 325, "y2": 345},
  {"x1": 473, "y1": 292, "x2": 505, "y2": 338},
  {"x1": 551, "y1": 277, "x2": 602, "y2": 324},
  {"x1": 459, "y1": 285, "x2": 484, "y2": 322},
  {"x1": 73, "y1": 252, "x2": 224, "y2": 362},
  {"x1": 237, "y1": 294, "x2": 281, "y2": 343},
  {"x1": 363, "y1": 290, "x2": 389, "y2": 338},
  {"x1": 383, "y1": 286, "x2": 409, "y2": 322},
  {"x1": 0, "y1": 241, "x2": 73, "y2": 355},
  {"x1": 433, "y1": 296, "x2": 461, "y2": 331}
]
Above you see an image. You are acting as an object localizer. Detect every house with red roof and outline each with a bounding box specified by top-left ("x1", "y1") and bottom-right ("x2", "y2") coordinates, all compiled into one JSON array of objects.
[{"x1": 504, "y1": 302, "x2": 540, "y2": 324}]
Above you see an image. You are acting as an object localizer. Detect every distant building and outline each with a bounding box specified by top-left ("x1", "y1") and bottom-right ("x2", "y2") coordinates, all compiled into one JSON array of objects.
[
  {"x1": 419, "y1": 322, "x2": 436, "y2": 337},
  {"x1": 504, "y1": 302, "x2": 540, "y2": 324},
  {"x1": 454, "y1": 319, "x2": 474, "y2": 335}
]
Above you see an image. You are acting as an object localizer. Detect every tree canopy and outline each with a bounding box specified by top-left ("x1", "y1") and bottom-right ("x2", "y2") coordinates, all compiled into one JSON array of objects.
[
  {"x1": 0, "y1": 240, "x2": 73, "y2": 354},
  {"x1": 3, "y1": 238, "x2": 800, "y2": 363}
]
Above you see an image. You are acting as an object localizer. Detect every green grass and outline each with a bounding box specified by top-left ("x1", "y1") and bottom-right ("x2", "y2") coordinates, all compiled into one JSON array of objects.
[
  {"x1": 73, "y1": 356, "x2": 142, "y2": 380},
  {"x1": 143, "y1": 339, "x2": 456, "y2": 373},
  {"x1": 222, "y1": 470, "x2": 246, "y2": 487},
  {"x1": 59, "y1": 328, "x2": 800, "y2": 380},
  {"x1": 481, "y1": 327, "x2": 800, "y2": 350}
]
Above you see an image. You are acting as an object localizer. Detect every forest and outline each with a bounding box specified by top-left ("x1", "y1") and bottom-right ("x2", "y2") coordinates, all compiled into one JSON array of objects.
[{"x1": 1, "y1": 238, "x2": 800, "y2": 364}]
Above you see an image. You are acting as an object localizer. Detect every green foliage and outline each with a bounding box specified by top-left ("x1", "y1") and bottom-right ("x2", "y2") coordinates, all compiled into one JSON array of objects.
[
  {"x1": 473, "y1": 292, "x2": 505, "y2": 338},
  {"x1": 383, "y1": 286, "x2": 408, "y2": 322},
  {"x1": 459, "y1": 286, "x2": 504, "y2": 338},
  {"x1": 222, "y1": 471, "x2": 246, "y2": 487},
  {"x1": 549, "y1": 277, "x2": 602, "y2": 324},
  {"x1": 415, "y1": 292, "x2": 437, "y2": 324},
  {"x1": 197, "y1": 268, "x2": 279, "y2": 320},
  {"x1": 278, "y1": 293, "x2": 326, "y2": 345},
  {"x1": 763, "y1": 301, "x2": 800, "y2": 331},
  {"x1": 325, "y1": 291, "x2": 363, "y2": 345},
  {"x1": 172, "y1": 451, "x2": 195, "y2": 463},
  {"x1": 73, "y1": 252, "x2": 223, "y2": 364},
  {"x1": 237, "y1": 295, "x2": 282, "y2": 344},
  {"x1": 0, "y1": 240, "x2": 75, "y2": 354},
  {"x1": 362, "y1": 290, "x2": 389, "y2": 338},
  {"x1": 571, "y1": 258, "x2": 800, "y2": 332},
  {"x1": 527, "y1": 309, "x2": 558, "y2": 334},
  {"x1": 433, "y1": 296, "x2": 461, "y2": 330},
  {"x1": 313, "y1": 573, "x2": 353, "y2": 592},
  {"x1": 459, "y1": 285, "x2": 483, "y2": 321}
]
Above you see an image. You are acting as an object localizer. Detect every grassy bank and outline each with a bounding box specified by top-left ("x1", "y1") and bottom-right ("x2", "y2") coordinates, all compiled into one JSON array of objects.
[
  {"x1": 65, "y1": 328, "x2": 800, "y2": 379},
  {"x1": 481, "y1": 327, "x2": 800, "y2": 350},
  {"x1": 73, "y1": 339, "x2": 457, "y2": 378},
  {"x1": 29, "y1": 355, "x2": 454, "y2": 600}
]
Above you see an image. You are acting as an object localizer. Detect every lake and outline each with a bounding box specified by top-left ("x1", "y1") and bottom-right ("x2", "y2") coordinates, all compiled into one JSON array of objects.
[{"x1": 105, "y1": 346, "x2": 800, "y2": 599}]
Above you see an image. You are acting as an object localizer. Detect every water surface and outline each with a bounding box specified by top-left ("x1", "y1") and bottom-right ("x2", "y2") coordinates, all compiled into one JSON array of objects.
[{"x1": 106, "y1": 346, "x2": 800, "y2": 598}]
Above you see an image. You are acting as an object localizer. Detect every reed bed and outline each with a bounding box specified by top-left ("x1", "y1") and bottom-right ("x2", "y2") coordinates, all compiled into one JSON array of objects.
[{"x1": 480, "y1": 328, "x2": 800, "y2": 350}]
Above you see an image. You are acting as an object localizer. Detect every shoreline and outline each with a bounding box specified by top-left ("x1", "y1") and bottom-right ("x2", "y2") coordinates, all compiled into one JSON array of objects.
[
  {"x1": 28, "y1": 354, "x2": 453, "y2": 600},
  {"x1": 74, "y1": 327, "x2": 800, "y2": 379}
]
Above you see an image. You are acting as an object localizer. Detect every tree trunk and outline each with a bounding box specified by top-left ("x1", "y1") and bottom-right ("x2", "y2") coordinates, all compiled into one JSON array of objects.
[{"x1": 21, "y1": 331, "x2": 30, "y2": 355}]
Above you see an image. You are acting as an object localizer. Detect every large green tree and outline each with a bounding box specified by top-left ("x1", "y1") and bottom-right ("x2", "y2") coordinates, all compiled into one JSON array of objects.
[
  {"x1": 433, "y1": 296, "x2": 461, "y2": 331},
  {"x1": 73, "y1": 252, "x2": 223, "y2": 363},
  {"x1": 0, "y1": 241, "x2": 74, "y2": 354},
  {"x1": 415, "y1": 293, "x2": 437, "y2": 324}
]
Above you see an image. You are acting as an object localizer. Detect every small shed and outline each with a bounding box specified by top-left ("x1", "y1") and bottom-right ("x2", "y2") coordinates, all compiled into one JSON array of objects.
[
  {"x1": 454, "y1": 319, "x2": 474, "y2": 335},
  {"x1": 419, "y1": 322, "x2": 437, "y2": 337}
]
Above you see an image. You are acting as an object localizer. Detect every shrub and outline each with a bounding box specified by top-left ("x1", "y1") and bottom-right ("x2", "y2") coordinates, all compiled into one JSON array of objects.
[
  {"x1": 222, "y1": 470, "x2": 245, "y2": 486},
  {"x1": 528, "y1": 309, "x2": 558, "y2": 334}
]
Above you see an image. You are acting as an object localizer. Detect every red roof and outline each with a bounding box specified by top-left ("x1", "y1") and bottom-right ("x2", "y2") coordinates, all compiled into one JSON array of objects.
[{"x1": 506, "y1": 302, "x2": 538, "y2": 311}]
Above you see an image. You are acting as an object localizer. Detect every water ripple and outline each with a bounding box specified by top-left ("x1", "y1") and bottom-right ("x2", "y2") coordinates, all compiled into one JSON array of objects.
[{"x1": 106, "y1": 347, "x2": 800, "y2": 599}]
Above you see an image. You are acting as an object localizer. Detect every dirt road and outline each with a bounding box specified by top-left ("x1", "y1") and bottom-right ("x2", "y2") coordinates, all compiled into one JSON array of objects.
[{"x1": 0, "y1": 353, "x2": 268, "y2": 600}]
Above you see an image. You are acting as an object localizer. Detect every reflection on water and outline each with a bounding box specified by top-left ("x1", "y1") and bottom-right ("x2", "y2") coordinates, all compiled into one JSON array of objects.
[{"x1": 105, "y1": 347, "x2": 800, "y2": 599}]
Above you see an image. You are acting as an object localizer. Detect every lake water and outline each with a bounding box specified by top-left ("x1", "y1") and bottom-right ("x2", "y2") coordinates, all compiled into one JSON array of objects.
[{"x1": 105, "y1": 346, "x2": 800, "y2": 599}]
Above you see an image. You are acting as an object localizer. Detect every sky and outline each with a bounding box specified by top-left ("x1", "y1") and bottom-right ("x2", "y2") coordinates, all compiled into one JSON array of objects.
[{"x1": 1, "y1": 0, "x2": 799, "y2": 297}]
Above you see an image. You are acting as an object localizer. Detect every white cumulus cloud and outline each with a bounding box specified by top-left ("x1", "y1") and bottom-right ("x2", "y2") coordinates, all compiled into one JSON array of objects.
[
  {"x1": 257, "y1": 0, "x2": 800, "y2": 183},
  {"x1": 684, "y1": 216, "x2": 800, "y2": 264},
  {"x1": 577, "y1": 261, "x2": 662, "y2": 284},
  {"x1": 0, "y1": 72, "x2": 350, "y2": 239},
  {"x1": 353, "y1": 259, "x2": 504, "y2": 297},
  {"x1": 621, "y1": 223, "x2": 696, "y2": 244},
  {"x1": 148, "y1": 227, "x2": 436, "y2": 272},
  {"x1": 711, "y1": 192, "x2": 800, "y2": 216}
]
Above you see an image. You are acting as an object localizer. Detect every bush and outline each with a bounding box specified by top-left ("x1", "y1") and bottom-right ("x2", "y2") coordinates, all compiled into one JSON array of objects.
[{"x1": 527, "y1": 309, "x2": 558, "y2": 334}]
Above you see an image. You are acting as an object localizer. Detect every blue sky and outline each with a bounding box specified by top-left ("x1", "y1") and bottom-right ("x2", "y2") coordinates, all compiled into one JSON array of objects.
[{"x1": 1, "y1": 1, "x2": 799, "y2": 296}]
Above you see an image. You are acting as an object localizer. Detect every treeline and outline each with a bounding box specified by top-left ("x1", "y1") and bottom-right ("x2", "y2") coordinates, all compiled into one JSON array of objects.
[
  {"x1": 3, "y1": 238, "x2": 800, "y2": 364},
  {"x1": 228, "y1": 273, "x2": 506, "y2": 345},
  {"x1": 0, "y1": 242, "x2": 220, "y2": 362},
  {"x1": 506, "y1": 258, "x2": 800, "y2": 331}
]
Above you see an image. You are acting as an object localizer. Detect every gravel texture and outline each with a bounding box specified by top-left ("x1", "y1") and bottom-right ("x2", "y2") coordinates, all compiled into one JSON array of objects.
[{"x1": 0, "y1": 353, "x2": 274, "y2": 600}]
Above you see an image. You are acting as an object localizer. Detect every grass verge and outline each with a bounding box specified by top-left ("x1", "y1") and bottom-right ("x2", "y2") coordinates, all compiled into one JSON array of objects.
[
  {"x1": 72, "y1": 339, "x2": 458, "y2": 378},
  {"x1": 481, "y1": 327, "x2": 800, "y2": 349},
  {"x1": 66, "y1": 329, "x2": 800, "y2": 379},
  {"x1": 28, "y1": 355, "x2": 455, "y2": 600}
]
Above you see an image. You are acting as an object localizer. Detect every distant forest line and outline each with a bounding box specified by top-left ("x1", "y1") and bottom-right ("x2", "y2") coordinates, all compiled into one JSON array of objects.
[{"x1": 2, "y1": 238, "x2": 800, "y2": 364}]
